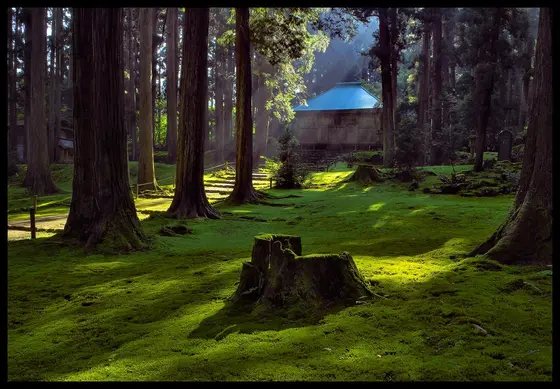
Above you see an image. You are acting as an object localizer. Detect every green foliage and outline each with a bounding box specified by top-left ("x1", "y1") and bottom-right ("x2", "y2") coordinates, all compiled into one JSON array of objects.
[
  {"x1": 394, "y1": 113, "x2": 422, "y2": 171},
  {"x1": 272, "y1": 127, "x2": 309, "y2": 189}
]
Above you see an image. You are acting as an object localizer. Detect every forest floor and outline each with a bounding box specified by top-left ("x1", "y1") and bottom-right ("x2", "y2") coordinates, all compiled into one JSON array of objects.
[{"x1": 7, "y1": 160, "x2": 552, "y2": 381}]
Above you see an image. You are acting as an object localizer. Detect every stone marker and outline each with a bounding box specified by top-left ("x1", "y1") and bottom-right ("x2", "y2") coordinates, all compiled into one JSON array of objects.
[{"x1": 498, "y1": 130, "x2": 513, "y2": 161}]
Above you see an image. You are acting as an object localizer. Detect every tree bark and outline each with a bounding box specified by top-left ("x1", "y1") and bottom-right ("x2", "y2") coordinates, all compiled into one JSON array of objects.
[
  {"x1": 23, "y1": 8, "x2": 59, "y2": 195},
  {"x1": 65, "y1": 8, "x2": 146, "y2": 251},
  {"x1": 390, "y1": 7, "x2": 398, "y2": 126},
  {"x1": 128, "y1": 8, "x2": 138, "y2": 161},
  {"x1": 473, "y1": 8, "x2": 502, "y2": 172},
  {"x1": 469, "y1": 8, "x2": 551, "y2": 265},
  {"x1": 138, "y1": 7, "x2": 158, "y2": 191},
  {"x1": 54, "y1": 7, "x2": 63, "y2": 162},
  {"x1": 378, "y1": 9, "x2": 394, "y2": 168},
  {"x1": 224, "y1": 45, "x2": 234, "y2": 143},
  {"x1": 430, "y1": 8, "x2": 442, "y2": 166},
  {"x1": 151, "y1": 9, "x2": 160, "y2": 148},
  {"x1": 417, "y1": 24, "x2": 430, "y2": 166},
  {"x1": 166, "y1": 7, "x2": 178, "y2": 164},
  {"x1": 226, "y1": 8, "x2": 259, "y2": 204},
  {"x1": 214, "y1": 25, "x2": 225, "y2": 164},
  {"x1": 167, "y1": 8, "x2": 218, "y2": 219},
  {"x1": 47, "y1": 8, "x2": 56, "y2": 163},
  {"x1": 254, "y1": 55, "x2": 268, "y2": 164}
]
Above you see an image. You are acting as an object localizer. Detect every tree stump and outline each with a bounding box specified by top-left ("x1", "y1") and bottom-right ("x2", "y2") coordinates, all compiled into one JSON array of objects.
[
  {"x1": 346, "y1": 164, "x2": 385, "y2": 184},
  {"x1": 231, "y1": 234, "x2": 372, "y2": 311}
]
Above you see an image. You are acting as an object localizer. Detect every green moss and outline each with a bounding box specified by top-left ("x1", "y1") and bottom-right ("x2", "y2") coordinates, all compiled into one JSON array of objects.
[{"x1": 7, "y1": 162, "x2": 551, "y2": 381}]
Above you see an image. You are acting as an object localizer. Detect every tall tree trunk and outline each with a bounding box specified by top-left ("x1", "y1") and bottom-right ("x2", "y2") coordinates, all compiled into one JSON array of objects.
[
  {"x1": 48, "y1": 8, "x2": 56, "y2": 163},
  {"x1": 469, "y1": 7, "x2": 551, "y2": 265},
  {"x1": 8, "y1": 7, "x2": 19, "y2": 156},
  {"x1": 23, "y1": 9, "x2": 31, "y2": 163},
  {"x1": 166, "y1": 7, "x2": 178, "y2": 164},
  {"x1": 167, "y1": 8, "x2": 218, "y2": 219},
  {"x1": 226, "y1": 8, "x2": 259, "y2": 204},
  {"x1": 254, "y1": 55, "x2": 268, "y2": 164},
  {"x1": 430, "y1": 8, "x2": 442, "y2": 166},
  {"x1": 54, "y1": 7, "x2": 62, "y2": 162},
  {"x1": 125, "y1": 8, "x2": 136, "y2": 161},
  {"x1": 65, "y1": 7, "x2": 146, "y2": 251},
  {"x1": 519, "y1": 20, "x2": 536, "y2": 133},
  {"x1": 390, "y1": 7, "x2": 398, "y2": 126},
  {"x1": 215, "y1": 26, "x2": 225, "y2": 164},
  {"x1": 151, "y1": 9, "x2": 159, "y2": 149},
  {"x1": 378, "y1": 8, "x2": 394, "y2": 169},
  {"x1": 473, "y1": 8, "x2": 502, "y2": 172},
  {"x1": 224, "y1": 45, "x2": 234, "y2": 143},
  {"x1": 23, "y1": 7, "x2": 59, "y2": 195},
  {"x1": 417, "y1": 24, "x2": 430, "y2": 166},
  {"x1": 138, "y1": 7, "x2": 158, "y2": 190}
]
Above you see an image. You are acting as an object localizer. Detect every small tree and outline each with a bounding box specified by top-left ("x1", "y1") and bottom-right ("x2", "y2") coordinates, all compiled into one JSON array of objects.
[
  {"x1": 394, "y1": 101, "x2": 421, "y2": 173},
  {"x1": 273, "y1": 127, "x2": 308, "y2": 189}
]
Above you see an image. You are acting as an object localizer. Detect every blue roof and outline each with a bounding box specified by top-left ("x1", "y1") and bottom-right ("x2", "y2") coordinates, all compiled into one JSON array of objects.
[{"x1": 293, "y1": 82, "x2": 381, "y2": 112}]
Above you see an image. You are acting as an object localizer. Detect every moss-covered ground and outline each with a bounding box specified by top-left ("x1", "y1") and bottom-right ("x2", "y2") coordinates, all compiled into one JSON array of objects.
[{"x1": 7, "y1": 161, "x2": 552, "y2": 381}]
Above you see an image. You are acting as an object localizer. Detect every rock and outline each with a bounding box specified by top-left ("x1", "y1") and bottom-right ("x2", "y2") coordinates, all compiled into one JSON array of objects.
[
  {"x1": 422, "y1": 187, "x2": 431, "y2": 194},
  {"x1": 160, "y1": 224, "x2": 192, "y2": 236},
  {"x1": 477, "y1": 187, "x2": 499, "y2": 197},
  {"x1": 408, "y1": 180, "x2": 419, "y2": 191}
]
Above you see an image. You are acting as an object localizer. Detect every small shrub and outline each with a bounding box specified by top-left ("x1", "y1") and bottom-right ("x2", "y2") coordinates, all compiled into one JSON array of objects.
[
  {"x1": 7, "y1": 151, "x2": 19, "y2": 177},
  {"x1": 272, "y1": 127, "x2": 310, "y2": 189},
  {"x1": 394, "y1": 116, "x2": 422, "y2": 180}
]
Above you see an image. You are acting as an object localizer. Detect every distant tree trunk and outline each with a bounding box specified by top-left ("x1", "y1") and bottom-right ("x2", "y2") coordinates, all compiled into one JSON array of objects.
[
  {"x1": 390, "y1": 7, "x2": 398, "y2": 126},
  {"x1": 128, "y1": 8, "x2": 138, "y2": 161},
  {"x1": 138, "y1": 7, "x2": 158, "y2": 190},
  {"x1": 65, "y1": 8, "x2": 146, "y2": 251},
  {"x1": 441, "y1": 11, "x2": 452, "y2": 161},
  {"x1": 473, "y1": 8, "x2": 502, "y2": 172},
  {"x1": 226, "y1": 8, "x2": 259, "y2": 204},
  {"x1": 377, "y1": 8, "x2": 394, "y2": 168},
  {"x1": 469, "y1": 8, "x2": 551, "y2": 265},
  {"x1": 417, "y1": 24, "x2": 430, "y2": 166},
  {"x1": 254, "y1": 55, "x2": 268, "y2": 164},
  {"x1": 8, "y1": 7, "x2": 18, "y2": 155},
  {"x1": 151, "y1": 9, "x2": 159, "y2": 149},
  {"x1": 224, "y1": 45, "x2": 234, "y2": 143},
  {"x1": 54, "y1": 7, "x2": 62, "y2": 162},
  {"x1": 215, "y1": 32, "x2": 225, "y2": 164},
  {"x1": 168, "y1": 8, "x2": 218, "y2": 219},
  {"x1": 23, "y1": 8, "x2": 59, "y2": 195},
  {"x1": 165, "y1": 7, "x2": 178, "y2": 164},
  {"x1": 23, "y1": 9, "x2": 31, "y2": 163},
  {"x1": 430, "y1": 8, "x2": 442, "y2": 166},
  {"x1": 519, "y1": 21, "x2": 536, "y2": 133},
  {"x1": 48, "y1": 8, "x2": 56, "y2": 163}
]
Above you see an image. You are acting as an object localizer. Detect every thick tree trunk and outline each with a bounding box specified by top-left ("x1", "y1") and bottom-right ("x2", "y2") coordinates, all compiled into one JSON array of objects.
[
  {"x1": 469, "y1": 8, "x2": 551, "y2": 265},
  {"x1": 224, "y1": 45, "x2": 234, "y2": 143},
  {"x1": 53, "y1": 7, "x2": 62, "y2": 162},
  {"x1": 166, "y1": 7, "x2": 178, "y2": 164},
  {"x1": 23, "y1": 9, "x2": 31, "y2": 164},
  {"x1": 430, "y1": 8, "x2": 442, "y2": 166},
  {"x1": 48, "y1": 9, "x2": 56, "y2": 163},
  {"x1": 378, "y1": 9, "x2": 394, "y2": 169},
  {"x1": 474, "y1": 8, "x2": 502, "y2": 172},
  {"x1": 215, "y1": 30, "x2": 225, "y2": 164},
  {"x1": 519, "y1": 24, "x2": 535, "y2": 133},
  {"x1": 65, "y1": 8, "x2": 146, "y2": 251},
  {"x1": 138, "y1": 8, "x2": 158, "y2": 191},
  {"x1": 226, "y1": 8, "x2": 259, "y2": 204},
  {"x1": 417, "y1": 24, "x2": 430, "y2": 166},
  {"x1": 167, "y1": 8, "x2": 218, "y2": 219},
  {"x1": 23, "y1": 8, "x2": 59, "y2": 195}
]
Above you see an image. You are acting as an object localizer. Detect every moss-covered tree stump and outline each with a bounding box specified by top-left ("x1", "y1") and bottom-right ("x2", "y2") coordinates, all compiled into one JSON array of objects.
[
  {"x1": 231, "y1": 234, "x2": 372, "y2": 311},
  {"x1": 346, "y1": 164, "x2": 385, "y2": 183}
]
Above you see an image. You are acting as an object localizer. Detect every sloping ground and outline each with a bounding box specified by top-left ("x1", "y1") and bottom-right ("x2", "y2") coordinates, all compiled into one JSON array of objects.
[
  {"x1": 7, "y1": 164, "x2": 552, "y2": 381},
  {"x1": 8, "y1": 167, "x2": 271, "y2": 240}
]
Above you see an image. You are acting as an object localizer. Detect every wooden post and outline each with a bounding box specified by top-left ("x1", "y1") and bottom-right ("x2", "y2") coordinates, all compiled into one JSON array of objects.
[
  {"x1": 30, "y1": 207, "x2": 36, "y2": 239},
  {"x1": 33, "y1": 195, "x2": 38, "y2": 211},
  {"x1": 136, "y1": 183, "x2": 139, "y2": 199},
  {"x1": 269, "y1": 177, "x2": 272, "y2": 189}
]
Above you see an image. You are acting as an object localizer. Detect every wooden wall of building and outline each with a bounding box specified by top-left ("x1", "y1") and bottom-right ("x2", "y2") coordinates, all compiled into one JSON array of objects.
[{"x1": 291, "y1": 109, "x2": 383, "y2": 150}]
